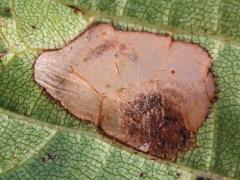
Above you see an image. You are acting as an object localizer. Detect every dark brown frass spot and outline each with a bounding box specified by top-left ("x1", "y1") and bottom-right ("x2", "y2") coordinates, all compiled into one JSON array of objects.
[{"x1": 34, "y1": 24, "x2": 216, "y2": 161}]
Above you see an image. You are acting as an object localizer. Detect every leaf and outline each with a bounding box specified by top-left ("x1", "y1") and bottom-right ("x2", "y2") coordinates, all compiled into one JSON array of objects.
[
  {"x1": 34, "y1": 23, "x2": 216, "y2": 161},
  {"x1": 0, "y1": 0, "x2": 239, "y2": 179}
]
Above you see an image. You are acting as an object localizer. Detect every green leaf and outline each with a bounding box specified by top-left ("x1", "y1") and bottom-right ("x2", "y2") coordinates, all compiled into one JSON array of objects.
[{"x1": 0, "y1": 0, "x2": 239, "y2": 179}]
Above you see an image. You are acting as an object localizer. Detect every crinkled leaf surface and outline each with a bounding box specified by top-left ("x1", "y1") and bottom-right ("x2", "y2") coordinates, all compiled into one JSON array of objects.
[{"x1": 0, "y1": 0, "x2": 239, "y2": 179}]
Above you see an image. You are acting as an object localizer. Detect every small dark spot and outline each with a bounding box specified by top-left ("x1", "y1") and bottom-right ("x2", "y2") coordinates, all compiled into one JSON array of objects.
[
  {"x1": 85, "y1": 35, "x2": 91, "y2": 41},
  {"x1": 171, "y1": 69, "x2": 175, "y2": 74},
  {"x1": 83, "y1": 57, "x2": 89, "y2": 62},
  {"x1": 0, "y1": 7, "x2": 12, "y2": 17},
  {"x1": 139, "y1": 172, "x2": 144, "y2": 177},
  {"x1": 4, "y1": 7, "x2": 11, "y2": 13},
  {"x1": 196, "y1": 176, "x2": 211, "y2": 180},
  {"x1": 176, "y1": 172, "x2": 181, "y2": 177},
  {"x1": 128, "y1": 54, "x2": 138, "y2": 62},
  {"x1": 105, "y1": 84, "x2": 111, "y2": 88},
  {"x1": 31, "y1": 25, "x2": 36, "y2": 30},
  {"x1": 42, "y1": 152, "x2": 57, "y2": 163}
]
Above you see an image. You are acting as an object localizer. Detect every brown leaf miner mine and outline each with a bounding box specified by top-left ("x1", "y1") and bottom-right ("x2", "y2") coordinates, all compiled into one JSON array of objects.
[{"x1": 34, "y1": 24, "x2": 216, "y2": 161}]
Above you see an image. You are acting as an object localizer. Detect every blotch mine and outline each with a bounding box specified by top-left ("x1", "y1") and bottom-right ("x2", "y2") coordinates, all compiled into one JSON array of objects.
[{"x1": 34, "y1": 24, "x2": 216, "y2": 161}]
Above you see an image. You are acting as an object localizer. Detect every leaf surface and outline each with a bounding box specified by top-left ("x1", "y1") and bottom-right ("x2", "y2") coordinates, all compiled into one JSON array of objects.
[{"x1": 0, "y1": 0, "x2": 239, "y2": 179}]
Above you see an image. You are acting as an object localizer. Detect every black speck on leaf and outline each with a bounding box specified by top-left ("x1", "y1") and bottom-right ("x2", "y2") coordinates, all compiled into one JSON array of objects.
[
  {"x1": 139, "y1": 172, "x2": 144, "y2": 177},
  {"x1": 31, "y1": 25, "x2": 36, "y2": 29},
  {"x1": 42, "y1": 152, "x2": 57, "y2": 163}
]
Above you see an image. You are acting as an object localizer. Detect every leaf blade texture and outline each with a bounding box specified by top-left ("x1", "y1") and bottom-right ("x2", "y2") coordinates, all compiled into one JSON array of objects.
[{"x1": 0, "y1": 0, "x2": 239, "y2": 179}]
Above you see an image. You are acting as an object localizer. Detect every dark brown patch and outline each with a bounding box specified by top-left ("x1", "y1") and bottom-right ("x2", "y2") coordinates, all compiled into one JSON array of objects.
[{"x1": 121, "y1": 91, "x2": 195, "y2": 161}]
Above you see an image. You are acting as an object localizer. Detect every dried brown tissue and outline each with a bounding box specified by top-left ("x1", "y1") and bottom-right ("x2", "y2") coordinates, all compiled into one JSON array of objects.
[{"x1": 34, "y1": 23, "x2": 216, "y2": 161}]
